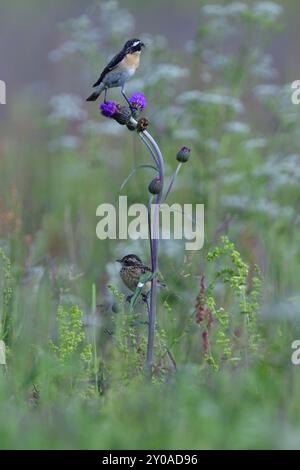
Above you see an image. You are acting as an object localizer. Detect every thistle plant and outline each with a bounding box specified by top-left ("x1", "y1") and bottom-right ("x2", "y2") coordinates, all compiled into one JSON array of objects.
[{"x1": 100, "y1": 92, "x2": 190, "y2": 373}]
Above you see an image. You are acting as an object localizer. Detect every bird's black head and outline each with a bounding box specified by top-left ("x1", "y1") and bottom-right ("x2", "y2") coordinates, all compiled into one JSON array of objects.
[
  {"x1": 116, "y1": 254, "x2": 143, "y2": 266},
  {"x1": 123, "y1": 39, "x2": 145, "y2": 54}
]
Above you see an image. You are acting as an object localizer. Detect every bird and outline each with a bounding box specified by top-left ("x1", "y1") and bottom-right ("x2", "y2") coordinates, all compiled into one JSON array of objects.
[
  {"x1": 116, "y1": 254, "x2": 166, "y2": 302},
  {"x1": 86, "y1": 38, "x2": 145, "y2": 104}
]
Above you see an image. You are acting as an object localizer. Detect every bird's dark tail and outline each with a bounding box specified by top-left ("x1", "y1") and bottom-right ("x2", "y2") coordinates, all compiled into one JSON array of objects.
[
  {"x1": 86, "y1": 90, "x2": 101, "y2": 102},
  {"x1": 86, "y1": 84, "x2": 104, "y2": 102}
]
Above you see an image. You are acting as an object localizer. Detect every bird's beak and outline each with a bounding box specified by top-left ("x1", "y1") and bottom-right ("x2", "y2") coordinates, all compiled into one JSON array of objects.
[
  {"x1": 141, "y1": 42, "x2": 146, "y2": 48},
  {"x1": 116, "y1": 259, "x2": 121, "y2": 263}
]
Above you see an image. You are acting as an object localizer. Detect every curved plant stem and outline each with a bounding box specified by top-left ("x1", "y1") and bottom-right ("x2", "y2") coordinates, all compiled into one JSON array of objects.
[
  {"x1": 120, "y1": 164, "x2": 158, "y2": 192},
  {"x1": 139, "y1": 132, "x2": 160, "y2": 168},
  {"x1": 139, "y1": 129, "x2": 165, "y2": 374},
  {"x1": 148, "y1": 195, "x2": 154, "y2": 270},
  {"x1": 143, "y1": 130, "x2": 165, "y2": 178},
  {"x1": 129, "y1": 117, "x2": 166, "y2": 374},
  {"x1": 163, "y1": 163, "x2": 182, "y2": 203}
]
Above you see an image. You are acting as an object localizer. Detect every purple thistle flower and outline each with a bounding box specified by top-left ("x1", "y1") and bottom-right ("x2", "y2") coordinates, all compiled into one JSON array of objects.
[
  {"x1": 100, "y1": 101, "x2": 117, "y2": 118},
  {"x1": 129, "y1": 92, "x2": 147, "y2": 110}
]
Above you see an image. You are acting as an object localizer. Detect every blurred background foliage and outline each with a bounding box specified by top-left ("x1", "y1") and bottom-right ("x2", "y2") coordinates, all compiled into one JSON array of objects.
[{"x1": 1, "y1": 0, "x2": 300, "y2": 449}]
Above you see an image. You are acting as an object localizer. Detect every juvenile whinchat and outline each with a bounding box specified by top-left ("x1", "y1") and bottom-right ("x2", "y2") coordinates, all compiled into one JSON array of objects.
[{"x1": 116, "y1": 254, "x2": 166, "y2": 302}]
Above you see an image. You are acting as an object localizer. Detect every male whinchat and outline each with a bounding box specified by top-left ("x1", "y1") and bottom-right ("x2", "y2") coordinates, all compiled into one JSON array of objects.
[{"x1": 86, "y1": 38, "x2": 145, "y2": 104}]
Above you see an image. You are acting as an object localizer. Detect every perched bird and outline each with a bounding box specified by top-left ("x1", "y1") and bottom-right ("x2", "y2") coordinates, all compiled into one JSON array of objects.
[
  {"x1": 86, "y1": 38, "x2": 145, "y2": 104},
  {"x1": 116, "y1": 254, "x2": 165, "y2": 302}
]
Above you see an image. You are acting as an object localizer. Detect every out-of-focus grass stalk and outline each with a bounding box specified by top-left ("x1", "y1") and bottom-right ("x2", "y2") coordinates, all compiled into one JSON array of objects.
[
  {"x1": 92, "y1": 283, "x2": 98, "y2": 392},
  {"x1": 0, "y1": 248, "x2": 13, "y2": 344}
]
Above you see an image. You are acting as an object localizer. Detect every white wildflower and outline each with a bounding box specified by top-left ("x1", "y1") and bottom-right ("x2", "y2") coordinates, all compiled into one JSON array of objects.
[
  {"x1": 205, "y1": 139, "x2": 220, "y2": 152},
  {"x1": 253, "y1": 84, "x2": 281, "y2": 100},
  {"x1": 225, "y1": 2, "x2": 248, "y2": 15},
  {"x1": 177, "y1": 90, "x2": 244, "y2": 113},
  {"x1": 23, "y1": 266, "x2": 45, "y2": 292},
  {"x1": 88, "y1": 121, "x2": 126, "y2": 136},
  {"x1": 106, "y1": 261, "x2": 121, "y2": 287},
  {"x1": 254, "y1": 154, "x2": 300, "y2": 188},
  {"x1": 203, "y1": 50, "x2": 233, "y2": 71},
  {"x1": 185, "y1": 40, "x2": 198, "y2": 54},
  {"x1": 255, "y1": 199, "x2": 286, "y2": 218},
  {"x1": 215, "y1": 158, "x2": 232, "y2": 169},
  {"x1": 49, "y1": 41, "x2": 78, "y2": 62},
  {"x1": 222, "y1": 174, "x2": 243, "y2": 184},
  {"x1": 173, "y1": 128, "x2": 200, "y2": 141},
  {"x1": 201, "y1": 70, "x2": 213, "y2": 83},
  {"x1": 153, "y1": 106, "x2": 183, "y2": 128},
  {"x1": 49, "y1": 94, "x2": 87, "y2": 121},
  {"x1": 147, "y1": 64, "x2": 189, "y2": 86},
  {"x1": 49, "y1": 15, "x2": 100, "y2": 61},
  {"x1": 225, "y1": 121, "x2": 250, "y2": 134},
  {"x1": 140, "y1": 34, "x2": 167, "y2": 50},
  {"x1": 222, "y1": 195, "x2": 250, "y2": 210},
  {"x1": 100, "y1": 0, "x2": 135, "y2": 36},
  {"x1": 251, "y1": 54, "x2": 277, "y2": 80},
  {"x1": 202, "y1": 4, "x2": 224, "y2": 16},
  {"x1": 49, "y1": 135, "x2": 80, "y2": 152},
  {"x1": 252, "y1": 2, "x2": 283, "y2": 20},
  {"x1": 202, "y1": 2, "x2": 248, "y2": 17},
  {"x1": 245, "y1": 138, "x2": 267, "y2": 150},
  {"x1": 160, "y1": 240, "x2": 184, "y2": 258}
]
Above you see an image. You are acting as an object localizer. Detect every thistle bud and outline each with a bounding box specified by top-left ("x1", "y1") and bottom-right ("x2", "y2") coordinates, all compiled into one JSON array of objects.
[
  {"x1": 148, "y1": 176, "x2": 161, "y2": 195},
  {"x1": 126, "y1": 121, "x2": 137, "y2": 131},
  {"x1": 137, "y1": 117, "x2": 149, "y2": 132},
  {"x1": 113, "y1": 105, "x2": 132, "y2": 125},
  {"x1": 176, "y1": 146, "x2": 191, "y2": 163}
]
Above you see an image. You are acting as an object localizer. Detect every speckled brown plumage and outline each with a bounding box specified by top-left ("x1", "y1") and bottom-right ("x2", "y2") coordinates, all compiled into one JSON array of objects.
[{"x1": 116, "y1": 254, "x2": 165, "y2": 296}]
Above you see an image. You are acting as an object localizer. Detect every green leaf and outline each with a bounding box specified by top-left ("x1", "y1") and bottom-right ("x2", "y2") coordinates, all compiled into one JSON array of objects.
[{"x1": 130, "y1": 271, "x2": 154, "y2": 311}]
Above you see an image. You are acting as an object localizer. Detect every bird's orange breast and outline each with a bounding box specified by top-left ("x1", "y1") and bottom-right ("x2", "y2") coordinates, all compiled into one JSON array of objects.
[{"x1": 120, "y1": 52, "x2": 140, "y2": 71}]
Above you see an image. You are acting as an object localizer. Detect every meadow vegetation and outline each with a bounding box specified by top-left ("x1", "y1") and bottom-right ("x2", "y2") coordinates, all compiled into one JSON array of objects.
[{"x1": 1, "y1": 0, "x2": 300, "y2": 449}]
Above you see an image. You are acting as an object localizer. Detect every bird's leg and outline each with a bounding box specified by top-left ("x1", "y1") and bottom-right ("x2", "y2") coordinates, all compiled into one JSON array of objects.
[
  {"x1": 104, "y1": 88, "x2": 108, "y2": 104},
  {"x1": 142, "y1": 292, "x2": 150, "y2": 304},
  {"x1": 121, "y1": 85, "x2": 133, "y2": 111}
]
